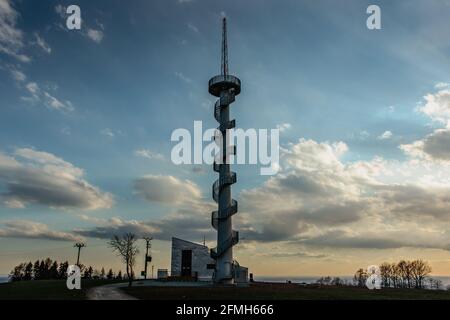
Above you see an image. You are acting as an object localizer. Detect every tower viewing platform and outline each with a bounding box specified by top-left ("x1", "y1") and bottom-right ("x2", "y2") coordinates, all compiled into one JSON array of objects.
[{"x1": 208, "y1": 75, "x2": 241, "y2": 97}]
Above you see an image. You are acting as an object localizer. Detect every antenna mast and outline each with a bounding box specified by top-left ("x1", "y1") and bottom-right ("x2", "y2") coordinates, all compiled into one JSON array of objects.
[{"x1": 221, "y1": 17, "x2": 228, "y2": 76}]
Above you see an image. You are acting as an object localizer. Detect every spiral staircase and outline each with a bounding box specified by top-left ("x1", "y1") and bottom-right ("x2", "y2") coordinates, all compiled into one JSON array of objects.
[{"x1": 208, "y1": 17, "x2": 242, "y2": 284}]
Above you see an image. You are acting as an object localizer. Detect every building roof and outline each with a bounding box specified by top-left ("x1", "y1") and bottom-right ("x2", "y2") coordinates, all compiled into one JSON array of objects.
[{"x1": 171, "y1": 237, "x2": 208, "y2": 248}]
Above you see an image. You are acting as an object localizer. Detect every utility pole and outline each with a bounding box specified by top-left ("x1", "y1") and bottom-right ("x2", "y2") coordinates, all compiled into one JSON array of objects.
[
  {"x1": 143, "y1": 237, "x2": 153, "y2": 280},
  {"x1": 74, "y1": 243, "x2": 85, "y2": 266}
]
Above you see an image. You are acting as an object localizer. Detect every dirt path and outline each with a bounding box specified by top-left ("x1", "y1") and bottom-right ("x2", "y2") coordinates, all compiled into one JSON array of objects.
[{"x1": 87, "y1": 283, "x2": 138, "y2": 300}]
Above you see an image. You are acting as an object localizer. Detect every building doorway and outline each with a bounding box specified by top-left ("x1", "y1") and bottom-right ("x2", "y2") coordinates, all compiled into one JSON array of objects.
[{"x1": 181, "y1": 250, "x2": 192, "y2": 277}]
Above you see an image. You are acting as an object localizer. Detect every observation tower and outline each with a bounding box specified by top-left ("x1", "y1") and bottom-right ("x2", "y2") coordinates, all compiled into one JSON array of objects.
[{"x1": 208, "y1": 17, "x2": 241, "y2": 284}]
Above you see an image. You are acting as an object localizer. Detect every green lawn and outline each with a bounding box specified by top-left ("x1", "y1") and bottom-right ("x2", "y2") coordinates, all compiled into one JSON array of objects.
[
  {"x1": 0, "y1": 279, "x2": 126, "y2": 300},
  {"x1": 122, "y1": 283, "x2": 450, "y2": 300}
]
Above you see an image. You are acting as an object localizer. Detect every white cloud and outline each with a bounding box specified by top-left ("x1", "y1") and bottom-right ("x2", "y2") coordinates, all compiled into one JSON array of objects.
[
  {"x1": 360, "y1": 130, "x2": 370, "y2": 139},
  {"x1": 377, "y1": 130, "x2": 393, "y2": 140},
  {"x1": 0, "y1": 0, "x2": 31, "y2": 62},
  {"x1": 74, "y1": 217, "x2": 158, "y2": 239},
  {"x1": 86, "y1": 28, "x2": 104, "y2": 43},
  {"x1": 74, "y1": 214, "x2": 213, "y2": 241},
  {"x1": 64, "y1": 132, "x2": 450, "y2": 253},
  {"x1": 418, "y1": 89, "x2": 450, "y2": 123},
  {"x1": 401, "y1": 123, "x2": 450, "y2": 162},
  {"x1": 23, "y1": 82, "x2": 74, "y2": 112},
  {"x1": 134, "y1": 175, "x2": 202, "y2": 205},
  {"x1": 25, "y1": 82, "x2": 39, "y2": 101},
  {"x1": 276, "y1": 123, "x2": 291, "y2": 132},
  {"x1": 435, "y1": 82, "x2": 449, "y2": 89},
  {"x1": 101, "y1": 128, "x2": 115, "y2": 138},
  {"x1": 76, "y1": 175, "x2": 215, "y2": 241},
  {"x1": 54, "y1": 4, "x2": 65, "y2": 18},
  {"x1": 54, "y1": 4, "x2": 105, "y2": 44},
  {"x1": 1, "y1": 49, "x2": 30, "y2": 62},
  {"x1": 236, "y1": 137, "x2": 450, "y2": 252},
  {"x1": 348, "y1": 130, "x2": 370, "y2": 141},
  {"x1": 0, "y1": 148, "x2": 114, "y2": 210},
  {"x1": 43, "y1": 91, "x2": 74, "y2": 111},
  {"x1": 0, "y1": 220, "x2": 82, "y2": 241},
  {"x1": 33, "y1": 33, "x2": 51, "y2": 54},
  {"x1": 4, "y1": 198, "x2": 24, "y2": 208},
  {"x1": 10, "y1": 68, "x2": 25, "y2": 82},
  {"x1": 135, "y1": 149, "x2": 165, "y2": 161},
  {"x1": 174, "y1": 72, "x2": 192, "y2": 84},
  {"x1": 187, "y1": 23, "x2": 199, "y2": 33},
  {"x1": 25, "y1": 82, "x2": 39, "y2": 93},
  {"x1": 7, "y1": 67, "x2": 74, "y2": 113},
  {"x1": 402, "y1": 87, "x2": 450, "y2": 163},
  {"x1": 283, "y1": 139, "x2": 348, "y2": 172}
]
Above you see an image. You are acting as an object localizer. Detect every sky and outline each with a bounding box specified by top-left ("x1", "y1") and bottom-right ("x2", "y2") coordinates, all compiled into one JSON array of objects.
[{"x1": 1, "y1": 0, "x2": 450, "y2": 277}]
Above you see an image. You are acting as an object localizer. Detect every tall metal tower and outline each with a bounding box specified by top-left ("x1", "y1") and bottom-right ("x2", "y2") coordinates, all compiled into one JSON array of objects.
[{"x1": 208, "y1": 17, "x2": 241, "y2": 284}]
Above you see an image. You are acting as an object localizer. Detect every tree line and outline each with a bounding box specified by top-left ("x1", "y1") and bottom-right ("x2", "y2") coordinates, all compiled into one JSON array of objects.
[
  {"x1": 8, "y1": 233, "x2": 143, "y2": 287},
  {"x1": 353, "y1": 259, "x2": 442, "y2": 289},
  {"x1": 9, "y1": 258, "x2": 123, "y2": 282},
  {"x1": 315, "y1": 276, "x2": 349, "y2": 286}
]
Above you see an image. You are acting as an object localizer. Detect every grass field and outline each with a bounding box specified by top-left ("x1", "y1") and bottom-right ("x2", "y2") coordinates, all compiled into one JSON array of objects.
[
  {"x1": 122, "y1": 283, "x2": 450, "y2": 300},
  {"x1": 0, "y1": 279, "x2": 126, "y2": 300},
  {"x1": 1, "y1": 281, "x2": 450, "y2": 300}
]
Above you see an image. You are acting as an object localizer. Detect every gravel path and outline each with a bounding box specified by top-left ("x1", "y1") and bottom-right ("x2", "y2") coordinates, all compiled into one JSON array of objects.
[
  {"x1": 87, "y1": 280, "x2": 213, "y2": 300},
  {"x1": 87, "y1": 283, "x2": 138, "y2": 300}
]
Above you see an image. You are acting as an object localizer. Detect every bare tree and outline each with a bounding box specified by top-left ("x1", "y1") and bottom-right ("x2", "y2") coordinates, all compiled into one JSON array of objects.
[
  {"x1": 353, "y1": 268, "x2": 368, "y2": 287},
  {"x1": 410, "y1": 259, "x2": 431, "y2": 289},
  {"x1": 109, "y1": 233, "x2": 140, "y2": 287},
  {"x1": 397, "y1": 260, "x2": 413, "y2": 288},
  {"x1": 355, "y1": 259, "x2": 433, "y2": 289},
  {"x1": 390, "y1": 262, "x2": 400, "y2": 288},
  {"x1": 427, "y1": 278, "x2": 442, "y2": 290},
  {"x1": 434, "y1": 279, "x2": 443, "y2": 290},
  {"x1": 380, "y1": 262, "x2": 392, "y2": 288}
]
